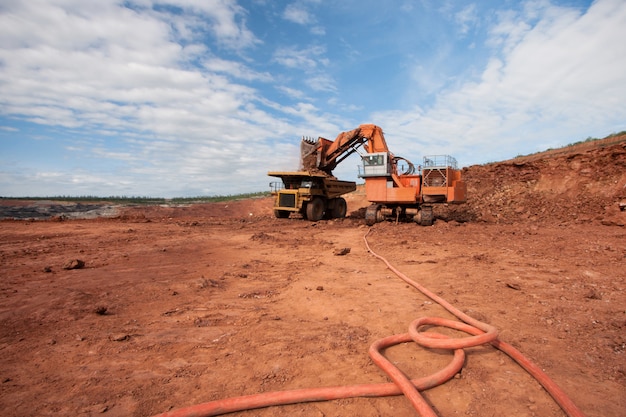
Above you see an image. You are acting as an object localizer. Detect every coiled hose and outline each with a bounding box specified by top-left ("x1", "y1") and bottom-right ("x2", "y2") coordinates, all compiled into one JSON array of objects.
[
  {"x1": 363, "y1": 229, "x2": 586, "y2": 417},
  {"x1": 151, "y1": 229, "x2": 586, "y2": 417}
]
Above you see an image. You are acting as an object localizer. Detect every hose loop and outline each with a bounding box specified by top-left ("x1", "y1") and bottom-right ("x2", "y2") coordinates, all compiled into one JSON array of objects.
[{"x1": 363, "y1": 227, "x2": 586, "y2": 417}]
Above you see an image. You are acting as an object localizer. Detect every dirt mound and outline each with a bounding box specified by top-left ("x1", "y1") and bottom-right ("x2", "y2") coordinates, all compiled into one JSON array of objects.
[{"x1": 441, "y1": 135, "x2": 626, "y2": 226}]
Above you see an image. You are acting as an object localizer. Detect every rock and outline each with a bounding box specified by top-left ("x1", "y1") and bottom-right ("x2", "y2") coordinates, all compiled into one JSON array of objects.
[
  {"x1": 333, "y1": 247, "x2": 351, "y2": 256},
  {"x1": 63, "y1": 259, "x2": 85, "y2": 270},
  {"x1": 94, "y1": 306, "x2": 108, "y2": 315},
  {"x1": 585, "y1": 288, "x2": 602, "y2": 300},
  {"x1": 109, "y1": 334, "x2": 130, "y2": 342}
]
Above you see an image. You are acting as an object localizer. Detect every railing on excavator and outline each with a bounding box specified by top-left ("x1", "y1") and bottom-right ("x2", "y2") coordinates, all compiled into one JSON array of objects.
[
  {"x1": 421, "y1": 155, "x2": 459, "y2": 188},
  {"x1": 422, "y1": 155, "x2": 458, "y2": 169}
]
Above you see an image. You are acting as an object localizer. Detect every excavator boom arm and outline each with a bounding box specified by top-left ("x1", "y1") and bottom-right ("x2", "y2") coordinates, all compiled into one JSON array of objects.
[{"x1": 300, "y1": 124, "x2": 391, "y2": 174}]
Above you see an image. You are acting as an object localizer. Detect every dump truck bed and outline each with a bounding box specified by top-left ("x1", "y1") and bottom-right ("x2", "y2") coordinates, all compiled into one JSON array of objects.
[{"x1": 268, "y1": 171, "x2": 356, "y2": 199}]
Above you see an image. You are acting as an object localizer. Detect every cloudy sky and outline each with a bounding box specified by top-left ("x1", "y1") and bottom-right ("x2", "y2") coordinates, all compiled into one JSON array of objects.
[{"x1": 1, "y1": 0, "x2": 625, "y2": 198}]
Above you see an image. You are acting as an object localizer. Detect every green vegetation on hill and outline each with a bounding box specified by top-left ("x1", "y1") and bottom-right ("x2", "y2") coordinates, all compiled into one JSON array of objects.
[
  {"x1": 566, "y1": 130, "x2": 626, "y2": 147},
  {"x1": 515, "y1": 130, "x2": 626, "y2": 159}
]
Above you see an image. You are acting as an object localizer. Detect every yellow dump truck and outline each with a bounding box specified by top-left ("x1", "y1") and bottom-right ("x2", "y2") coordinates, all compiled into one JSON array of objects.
[{"x1": 268, "y1": 171, "x2": 356, "y2": 221}]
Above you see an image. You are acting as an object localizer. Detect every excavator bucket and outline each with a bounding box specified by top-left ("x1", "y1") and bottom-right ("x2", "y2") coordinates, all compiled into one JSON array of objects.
[{"x1": 299, "y1": 137, "x2": 319, "y2": 171}]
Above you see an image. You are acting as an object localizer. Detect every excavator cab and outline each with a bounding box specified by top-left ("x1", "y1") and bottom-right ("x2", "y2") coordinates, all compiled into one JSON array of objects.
[{"x1": 360, "y1": 152, "x2": 392, "y2": 177}]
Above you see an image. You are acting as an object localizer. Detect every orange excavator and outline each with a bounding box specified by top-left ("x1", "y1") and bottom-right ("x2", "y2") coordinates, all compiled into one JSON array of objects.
[{"x1": 269, "y1": 123, "x2": 466, "y2": 225}]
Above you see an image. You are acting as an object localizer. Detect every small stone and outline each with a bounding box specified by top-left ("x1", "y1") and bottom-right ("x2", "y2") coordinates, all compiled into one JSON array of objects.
[
  {"x1": 333, "y1": 247, "x2": 351, "y2": 256},
  {"x1": 63, "y1": 259, "x2": 85, "y2": 270},
  {"x1": 94, "y1": 306, "x2": 108, "y2": 315},
  {"x1": 109, "y1": 334, "x2": 129, "y2": 342},
  {"x1": 316, "y1": 286, "x2": 324, "y2": 291}
]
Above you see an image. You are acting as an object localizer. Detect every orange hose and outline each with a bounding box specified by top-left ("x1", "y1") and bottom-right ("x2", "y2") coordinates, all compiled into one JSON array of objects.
[
  {"x1": 368, "y1": 327, "x2": 472, "y2": 417},
  {"x1": 151, "y1": 228, "x2": 586, "y2": 417},
  {"x1": 152, "y1": 333, "x2": 465, "y2": 417},
  {"x1": 363, "y1": 229, "x2": 586, "y2": 417}
]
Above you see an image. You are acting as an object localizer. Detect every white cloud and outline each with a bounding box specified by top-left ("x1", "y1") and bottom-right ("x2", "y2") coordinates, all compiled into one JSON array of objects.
[
  {"x1": 0, "y1": 0, "x2": 269, "y2": 134},
  {"x1": 282, "y1": 1, "x2": 324, "y2": 35},
  {"x1": 0, "y1": 0, "x2": 317, "y2": 197},
  {"x1": 0, "y1": 0, "x2": 624, "y2": 198},
  {"x1": 310, "y1": 25, "x2": 325, "y2": 36},
  {"x1": 375, "y1": 0, "x2": 626, "y2": 166},
  {"x1": 203, "y1": 57, "x2": 273, "y2": 82},
  {"x1": 276, "y1": 85, "x2": 306, "y2": 99},
  {"x1": 305, "y1": 73, "x2": 337, "y2": 93},
  {"x1": 283, "y1": 3, "x2": 310, "y2": 24},
  {"x1": 273, "y1": 45, "x2": 328, "y2": 69},
  {"x1": 271, "y1": 44, "x2": 335, "y2": 92},
  {"x1": 160, "y1": 0, "x2": 260, "y2": 49},
  {"x1": 455, "y1": 4, "x2": 478, "y2": 35}
]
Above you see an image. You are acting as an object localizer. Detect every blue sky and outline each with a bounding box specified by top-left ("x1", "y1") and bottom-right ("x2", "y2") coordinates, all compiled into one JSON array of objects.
[{"x1": 1, "y1": 0, "x2": 624, "y2": 198}]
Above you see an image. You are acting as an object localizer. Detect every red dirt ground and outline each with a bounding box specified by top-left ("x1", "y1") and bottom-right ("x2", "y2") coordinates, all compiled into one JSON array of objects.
[{"x1": 1, "y1": 137, "x2": 625, "y2": 417}]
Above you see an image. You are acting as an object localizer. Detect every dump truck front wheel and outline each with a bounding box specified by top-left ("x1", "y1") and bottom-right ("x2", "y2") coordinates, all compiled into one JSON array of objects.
[
  {"x1": 306, "y1": 197, "x2": 325, "y2": 221},
  {"x1": 274, "y1": 209, "x2": 290, "y2": 219}
]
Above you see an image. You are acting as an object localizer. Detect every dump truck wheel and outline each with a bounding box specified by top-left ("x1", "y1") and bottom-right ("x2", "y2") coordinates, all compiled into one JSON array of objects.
[
  {"x1": 306, "y1": 197, "x2": 325, "y2": 221},
  {"x1": 274, "y1": 210, "x2": 290, "y2": 219},
  {"x1": 330, "y1": 198, "x2": 347, "y2": 218}
]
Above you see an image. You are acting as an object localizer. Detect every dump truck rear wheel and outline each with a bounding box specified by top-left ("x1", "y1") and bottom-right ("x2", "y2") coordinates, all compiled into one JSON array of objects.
[
  {"x1": 274, "y1": 209, "x2": 290, "y2": 219},
  {"x1": 330, "y1": 198, "x2": 347, "y2": 218},
  {"x1": 306, "y1": 197, "x2": 325, "y2": 221}
]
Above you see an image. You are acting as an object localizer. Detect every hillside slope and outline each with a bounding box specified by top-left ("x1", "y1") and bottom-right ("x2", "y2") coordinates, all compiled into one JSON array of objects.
[{"x1": 445, "y1": 134, "x2": 626, "y2": 226}]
